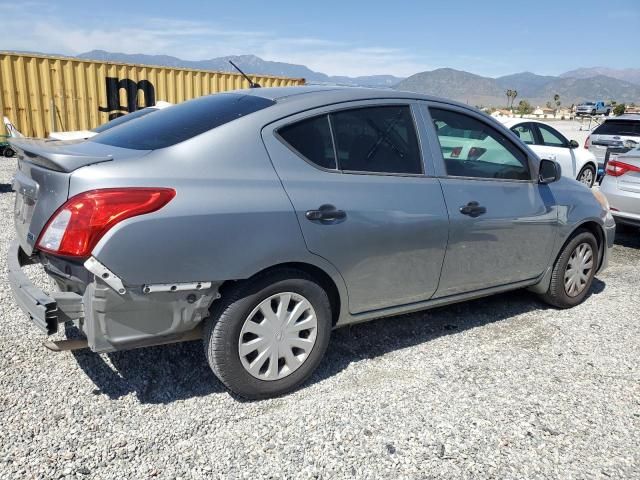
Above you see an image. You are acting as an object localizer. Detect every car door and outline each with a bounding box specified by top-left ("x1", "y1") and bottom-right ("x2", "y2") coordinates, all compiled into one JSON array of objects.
[
  {"x1": 532, "y1": 123, "x2": 576, "y2": 178},
  {"x1": 262, "y1": 101, "x2": 449, "y2": 314},
  {"x1": 423, "y1": 104, "x2": 558, "y2": 297}
]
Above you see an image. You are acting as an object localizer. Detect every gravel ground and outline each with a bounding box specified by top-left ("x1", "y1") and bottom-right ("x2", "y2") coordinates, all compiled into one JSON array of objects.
[{"x1": 0, "y1": 155, "x2": 639, "y2": 479}]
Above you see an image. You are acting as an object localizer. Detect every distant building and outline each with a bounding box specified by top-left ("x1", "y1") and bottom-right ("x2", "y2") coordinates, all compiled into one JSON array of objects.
[{"x1": 491, "y1": 109, "x2": 513, "y2": 118}]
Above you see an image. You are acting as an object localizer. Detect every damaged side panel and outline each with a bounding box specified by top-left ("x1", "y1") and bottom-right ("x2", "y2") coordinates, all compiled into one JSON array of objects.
[{"x1": 83, "y1": 279, "x2": 220, "y2": 353}]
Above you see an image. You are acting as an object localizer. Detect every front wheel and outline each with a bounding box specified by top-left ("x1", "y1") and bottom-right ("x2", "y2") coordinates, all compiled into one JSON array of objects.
[
  {"x1": 577, "y1": 165, "x2": 596, "y2": 188},
  {"x1": 540, "y1": 230, "x2": 598, "y2": 308},
  {"x1": 203, "y1": 269, "x2": 332, "y2": 399}
]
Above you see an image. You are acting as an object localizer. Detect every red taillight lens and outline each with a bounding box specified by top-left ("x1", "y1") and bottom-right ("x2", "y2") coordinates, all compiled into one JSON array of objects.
[
  {"x1": 467, "y1": 147, "x2": 486, "y2": 160},
  {"x1": 451, "y1": 147, "x2": 462, "y2": 158},
  {"x1": 605, "y1": 160, "x2": 640, "y2": 177},
  {"x1": 584, "y1": 136, "x2": 590, "y2": 149},
  {"x1": 37, "y1": 188, "x2": 176, "y2": 258}
]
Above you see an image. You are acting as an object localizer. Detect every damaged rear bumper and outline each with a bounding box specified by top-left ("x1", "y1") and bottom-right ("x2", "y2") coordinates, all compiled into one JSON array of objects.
[
  {"x1": 8, "y1": 240, "x2": 219, "y2": 353},
  {"x1": 7, "y1": 240, "x2": 83, "y2": 334}
]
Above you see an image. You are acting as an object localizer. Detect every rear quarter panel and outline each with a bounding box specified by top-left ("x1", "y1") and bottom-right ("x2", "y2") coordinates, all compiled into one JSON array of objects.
[{"x1": 69, "y1": 119, "x2": 333, "y2": 287}]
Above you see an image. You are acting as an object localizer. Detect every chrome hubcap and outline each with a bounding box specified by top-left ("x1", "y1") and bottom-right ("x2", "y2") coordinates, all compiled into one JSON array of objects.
[
  {"x1": 238, "y1": 292, "x2": 318, "y2": 381},
  {"x1": 564, "y1": 242, "x2": 594, "y2": 297},
  {"x1": 580, "y1": 169, "x2": 594, "y2": 186}
]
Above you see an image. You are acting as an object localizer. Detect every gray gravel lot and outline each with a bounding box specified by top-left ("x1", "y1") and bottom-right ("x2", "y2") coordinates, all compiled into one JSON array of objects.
[{"x1": 0, "y1": 155, "x2": 638, "y2": 479}]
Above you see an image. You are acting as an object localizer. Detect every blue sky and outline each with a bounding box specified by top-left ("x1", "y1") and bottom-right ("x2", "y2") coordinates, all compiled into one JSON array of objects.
[{"x1": 2, "y1": 0, "x2": 639, "y2": 78}]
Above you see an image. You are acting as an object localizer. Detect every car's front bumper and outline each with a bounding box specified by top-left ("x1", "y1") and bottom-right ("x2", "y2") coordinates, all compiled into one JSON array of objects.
[{"x1": 7, "y1": 240, "x2": 83, "y2": 335}]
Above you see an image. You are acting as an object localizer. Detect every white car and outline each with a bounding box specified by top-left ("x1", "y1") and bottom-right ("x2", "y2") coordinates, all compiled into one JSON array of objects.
[{"x1": 499, "y1": 119, "x2": 599, "y2": 187}]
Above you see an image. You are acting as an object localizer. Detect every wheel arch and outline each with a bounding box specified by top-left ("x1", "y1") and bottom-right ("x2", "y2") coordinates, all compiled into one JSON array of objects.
[
  {"x1": 529, "y1": 219, "x2": 605, "y2": 294},
  {"x1": 218, "y1": 261, "x2": 346, "y2": 326}
]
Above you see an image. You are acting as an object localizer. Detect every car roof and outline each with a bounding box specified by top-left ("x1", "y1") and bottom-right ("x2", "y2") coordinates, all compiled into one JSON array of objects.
[{"x1": 233, "y1": 85, "x2": 473, "y2": 110}]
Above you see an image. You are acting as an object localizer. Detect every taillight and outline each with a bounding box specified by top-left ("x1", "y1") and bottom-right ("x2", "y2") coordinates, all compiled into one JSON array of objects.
[
  {"x1": 605, "y1": 160, "x2": 640, "y2": 177},
  {"x1": 584, "y1": 136, "x2": 590, "y2": 149},
  {"x1": 37, "y1": 188, "x2": 176, "y2": 258},
  {"x1": 451, "y1": 147, "x2": 462, "y2": 158},
  {"x1": 468, "y1": 147, "x2": 486, "y2": 160}
]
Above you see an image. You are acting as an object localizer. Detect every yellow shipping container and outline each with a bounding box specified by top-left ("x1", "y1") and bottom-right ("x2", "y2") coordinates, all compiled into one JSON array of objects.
[{"x1": 0, "y1": 52, "x2": 305, "y2": 138}]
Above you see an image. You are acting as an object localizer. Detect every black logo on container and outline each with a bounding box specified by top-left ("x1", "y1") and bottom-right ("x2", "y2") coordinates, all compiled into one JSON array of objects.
[{"x1": 99, "y1": 77, "x2": 156, "y2": 119}]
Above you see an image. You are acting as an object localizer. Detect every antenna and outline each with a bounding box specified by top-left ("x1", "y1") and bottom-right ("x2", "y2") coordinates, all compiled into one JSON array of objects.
[{"x1": 228, "y1": 61, "x2": 261, "y2": 88}]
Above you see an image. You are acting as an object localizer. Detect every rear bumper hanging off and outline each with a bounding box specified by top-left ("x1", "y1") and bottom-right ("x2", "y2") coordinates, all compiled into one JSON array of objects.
[{"x1": 7, "y1": 240, "x2": 84, "y2": 335}]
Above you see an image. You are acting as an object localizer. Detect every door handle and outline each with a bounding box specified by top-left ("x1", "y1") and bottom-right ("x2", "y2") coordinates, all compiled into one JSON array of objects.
[
  {"x1": 459, "y1": 201, "x2": 486, "y2": 218},
  {"x1": 305, "y1": 204, "x2": 347, "y2": 222}
]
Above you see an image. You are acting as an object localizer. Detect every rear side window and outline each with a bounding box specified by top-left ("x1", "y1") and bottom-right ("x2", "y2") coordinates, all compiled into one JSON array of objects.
[
  {"x1": 91, "y1": 94, "x2": 274, "y2": 150},
  {"x1": 279, "y1": 116, "x2": 336, "y2": 169},
  {"x1": 593, "y1": 120, "x2": 640, "y2": 136},
  {"x1": 511, "y1": 123, "x2": 536, "y2": 145},
  {"x1": 331, "y1": 106, "x2": 422, "y2": 174}
]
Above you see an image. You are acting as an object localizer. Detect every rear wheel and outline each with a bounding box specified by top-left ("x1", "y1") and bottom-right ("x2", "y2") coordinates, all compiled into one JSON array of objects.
[
  {"x1": 540, "y1": 230, "x2": 598, "y2": 308},
  {"x1": 577, "y1": 165, "x2": 595, "y2": 188},
  {"x1": 203, "y1": 269, "x2": 332, "y2": 399},
  {"x1": 3, "y1": 147, "x2": 15, "y2": 158}
]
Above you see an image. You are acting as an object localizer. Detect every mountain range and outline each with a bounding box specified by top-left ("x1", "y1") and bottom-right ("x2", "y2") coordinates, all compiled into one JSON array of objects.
[
  {"x1": 397, "y1": 69, "x2": 640, "y2": 107},
  {"x1": 76, "y1": 50, "x2": 640, "y2": 106},
  {"x1": 77, "y1": 50, "x2": 403, "y2": 88}
]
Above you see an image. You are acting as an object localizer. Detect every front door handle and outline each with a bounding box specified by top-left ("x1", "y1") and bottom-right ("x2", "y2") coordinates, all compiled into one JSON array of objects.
[
  {"x1": 459, "y1": 201, "x2": 486, "y2": 218},
  {"x1": 305, "y1": 204, "x2": 347, "y2": 222}
]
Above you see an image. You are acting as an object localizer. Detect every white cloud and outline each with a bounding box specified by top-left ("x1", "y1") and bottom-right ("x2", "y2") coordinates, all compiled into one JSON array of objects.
[{"x1": 0, "y1": 5, "x2": 429, "y2": 77}]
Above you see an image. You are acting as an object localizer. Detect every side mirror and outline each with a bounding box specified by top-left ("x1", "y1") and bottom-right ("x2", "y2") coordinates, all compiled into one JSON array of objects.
[
  {"x1": 569, "y1": 139, "x2": 579, "y2": 149},
  {"x1": 539, "y1": 159, "x2": 561, "y2": 184}
]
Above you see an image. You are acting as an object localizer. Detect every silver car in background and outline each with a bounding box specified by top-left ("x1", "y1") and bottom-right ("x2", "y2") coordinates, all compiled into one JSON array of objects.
[
  {"x1": 600, "y1": 146, "x2": 640, "y2": 228},
  {"x1": 8, "y1": 87, "x2": 615, "y2": 399},
  {"x1": 586, "y1": 115, "x2": 640, "y2": 170}
]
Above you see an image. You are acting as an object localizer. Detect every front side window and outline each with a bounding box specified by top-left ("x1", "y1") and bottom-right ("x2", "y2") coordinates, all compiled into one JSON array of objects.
[
  {"x1": 430, "y1": 108, "x2": 531, "y2": 181},
  {"x1": 330, "y1": 106, "x2": 422, "y2": 174},
  {"x1": 537, "y1": 124, "x2": 567, "y2": 147},
  {"x1": 511, "y1": 123, "x2": 536, "y2": 145}
]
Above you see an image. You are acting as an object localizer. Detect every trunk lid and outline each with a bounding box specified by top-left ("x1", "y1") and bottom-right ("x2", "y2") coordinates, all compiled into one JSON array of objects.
[{"x1": 10, "y1": 138, "x2": 149, "y2": 254}]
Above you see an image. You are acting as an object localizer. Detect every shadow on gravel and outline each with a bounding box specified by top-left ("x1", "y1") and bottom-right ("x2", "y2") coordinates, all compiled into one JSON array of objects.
[
  {"x1": 66, "y1": 279, "x2": 606, "y2": 404},
  {"x1": 308, "y1": 281, "x2": 606, "y2": 390},
  {"x1": 0, "y1": 183, "x2": 13, "y2": 193},
  {"x1": 614, "y1": 227, "x2": 640, "y2": 249},
  {"x1": 67, "y1": 326, "x2": 226, "y2": 403}
]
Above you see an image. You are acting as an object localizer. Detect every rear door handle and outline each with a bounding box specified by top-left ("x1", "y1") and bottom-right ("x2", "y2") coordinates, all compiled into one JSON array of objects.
[
  {"x1": 305, "y1": 204, "x2": 347, "y2": 222},
  {"x1": 459, "y1": 201, "x2": 486, "y2": 218}
]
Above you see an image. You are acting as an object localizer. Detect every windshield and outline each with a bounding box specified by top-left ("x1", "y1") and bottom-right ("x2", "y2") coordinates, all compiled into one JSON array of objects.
[
  {"x1": 593, "y1": 120, "x2": 640, "y2": 136},
  {"x1": 91, "y1": 93, "x2": 274, "y2": 150},
  {"x1": 92, "y1": 108, "x2": 158, "y2": 133}
]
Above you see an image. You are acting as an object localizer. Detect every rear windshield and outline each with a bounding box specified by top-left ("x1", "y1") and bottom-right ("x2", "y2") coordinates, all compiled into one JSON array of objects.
[
  {"x1": 92, "y1": 107, "x2": 157, "y2": 133},
  {"x1": 593, "y1": 120, "x2": 640, "y2": 136},
  {"x1": 91, "y1": 94, "x2": 275, "y2": 150}
]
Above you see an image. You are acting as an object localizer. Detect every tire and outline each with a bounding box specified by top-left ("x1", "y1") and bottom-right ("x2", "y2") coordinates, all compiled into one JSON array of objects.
[
  {"x1": 540, "y1": 229, "x2": 598, "y2": 308},
  {"x1": 203, "y1": 269, "x2": 332, "y2": 399},
  {"x1": 591, "y1": 109, "x2": 596, "y2": 116},
  {"x1": 577, "y1": 164, "x2": 596, "y2": 188},
  {"x1": 3, "y1": 147, "x2": 15, "y2": 158}
]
